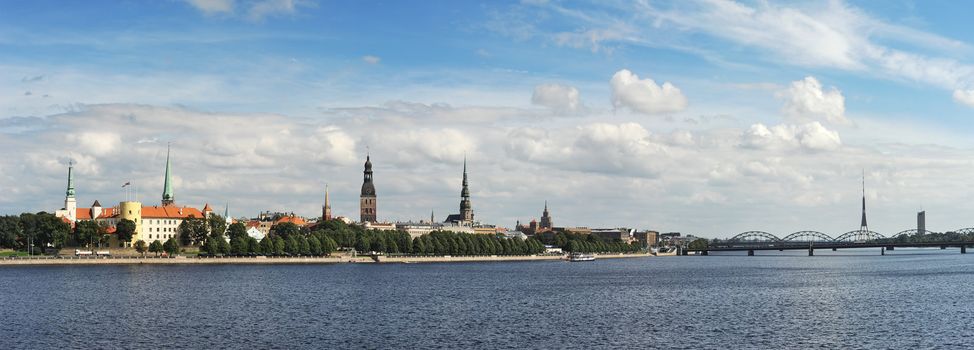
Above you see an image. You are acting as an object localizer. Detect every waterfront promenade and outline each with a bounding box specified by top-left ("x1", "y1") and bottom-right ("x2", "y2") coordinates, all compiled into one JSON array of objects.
[{"x1": 0, "y1": 252, "x2": 663, "y2": 266}]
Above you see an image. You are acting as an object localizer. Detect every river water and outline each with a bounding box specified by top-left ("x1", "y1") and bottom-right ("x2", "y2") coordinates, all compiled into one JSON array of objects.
[{"x1": 2, "y1": 248, "x2": 972, "y2": 349}]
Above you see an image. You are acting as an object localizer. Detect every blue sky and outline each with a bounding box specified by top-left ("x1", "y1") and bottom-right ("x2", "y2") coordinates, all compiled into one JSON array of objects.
[{"x1": 4, "y1": 0, "x2": 974, "y2": 237}]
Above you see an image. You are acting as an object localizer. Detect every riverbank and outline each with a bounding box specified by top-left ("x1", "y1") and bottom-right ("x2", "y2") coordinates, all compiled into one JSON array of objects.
[{"x1": 0, "y1": 252, "x2": 665, "y2": 266}]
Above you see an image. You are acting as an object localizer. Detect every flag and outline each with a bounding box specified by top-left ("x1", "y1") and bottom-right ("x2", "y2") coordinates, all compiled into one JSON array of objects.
[{"x1": 122, "y1": 182, "x2": 131, "y2": 188}]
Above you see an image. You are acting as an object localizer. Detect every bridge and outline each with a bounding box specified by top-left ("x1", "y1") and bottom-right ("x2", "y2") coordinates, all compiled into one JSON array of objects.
[{"x1": 685, "y1": 228, "x2": 974, "y2": 256}]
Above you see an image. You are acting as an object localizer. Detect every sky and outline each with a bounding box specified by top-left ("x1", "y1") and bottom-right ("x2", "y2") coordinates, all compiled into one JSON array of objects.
[{"x1": 3, "y1": 0, "x2": 974, "y2": 238}]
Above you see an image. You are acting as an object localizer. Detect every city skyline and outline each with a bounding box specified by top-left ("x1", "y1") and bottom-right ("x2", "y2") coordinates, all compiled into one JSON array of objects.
[{"x1": 6, "y1": 1, "x2": 974, "y2": 237}]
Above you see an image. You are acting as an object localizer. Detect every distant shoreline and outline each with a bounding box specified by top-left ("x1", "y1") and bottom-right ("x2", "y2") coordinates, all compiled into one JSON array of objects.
[{"x1": 0, "y1": 252, "x2": 662, "y2": 266}]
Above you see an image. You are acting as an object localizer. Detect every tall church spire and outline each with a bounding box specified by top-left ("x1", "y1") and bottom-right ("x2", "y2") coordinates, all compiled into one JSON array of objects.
[
  {"x1": 66, "y1": 160, "x2": 75, "y2": 198},
  {"x1": 459, "y1": 156, "x2": 473, "y2": 224},
  {"x1": 162, "y1": 144, "x2": 174, "y2": 206},
  {"x1": 360, "y1": 152, "x2": 377, "y2": 223},
  {"x1": 860, "y1": 170, "x2": 868, "y2": 232},
  {"x1": 323, "y1": 184, "x2": 332, "y2": 221}
]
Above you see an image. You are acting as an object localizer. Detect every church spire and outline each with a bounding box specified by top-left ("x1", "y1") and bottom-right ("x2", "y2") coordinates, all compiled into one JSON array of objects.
[
  {"x1": 162, "y1": 143, "x2": 174, "y2": 206},
  {"x1": 860, "y1": 170, "x2": 868, "y2": 232},
  {"x1": 66, "y1": 160, "x2": 75, "y2": 198},
  {"x1": 459, "y1": 155, "x2": 473, "y2": 223}
]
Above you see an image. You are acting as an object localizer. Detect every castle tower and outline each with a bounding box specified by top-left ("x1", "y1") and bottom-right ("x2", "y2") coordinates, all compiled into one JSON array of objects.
[
  {"x1": 119, "y1": 201, "x2": 142, "y2": 245},
  {"x1": 322, "y1": 184, "x2": 332, "y2": 221},
  {"x1": 64, "y1": 161, "x2": 77, "y2": 223},
  {"x1": 161, "y1": 144, "x2": 175, "y2": 206},
  {"x1": 540, "y1": 201, "x2": 553, "y2": 230},
  {"x1": 459, "y1": 157, "x2": 473, "y2": 225},
  {"x1": 360, "y1": 154, "x2": 377, "y2": 223}
]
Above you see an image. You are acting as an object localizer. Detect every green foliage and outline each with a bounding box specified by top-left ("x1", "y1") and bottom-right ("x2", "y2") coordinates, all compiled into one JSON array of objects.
[
  {"x1": 207, "y1": 215, "x2": 227, "y2": 239},
  {"x1": 116, "y1": 219, "x2": 136, "y2": 245},
  {"x1": 227, "y1": 222, "x2": 247, "y2": 241},
  {"x1": 688, "y1": 238, "x2": 709, "y2": 250},
  {"x1": 247, "y1": 236, "x2": 260, "y2": 254},
  {"x1": 230, "y1": 237, "x2": 248, "y2": 255},
  {"x1": 134, "y1": 240, "x2": 147, "y2": 255},
  {"x1": 273, "y1": 236, "x2": 285, "y2": 255},
  {"x1": 272, "y1": 222, "x2": 301, "y2": 240},
  {"x1": 0, "y1": 215, "x2": 23, "y2": 249},
  {"x1": 260, "y1": 236, "x2": 274, "y2": 255},
  {"x1": 285, "y1": 236, "x2": 299, "y2": 255},
  {"x1": 178, "y1": 218, "x2": 209, "y2": 246},
  {"x1": 308, "y1": 236, "x2": 322, "y2": 256},
  {"x1": 163, "y1": 237, "x2": 180, "y2": 256},
  {"x1": 536, "y1": 231, "x2": 641, "y2": 253},
  {"x1": 149, "y1": 240, "x2": 164, "y2": 256},
  {"x1": 74, "y1": 220, "x2": 103, "y2": 248}
]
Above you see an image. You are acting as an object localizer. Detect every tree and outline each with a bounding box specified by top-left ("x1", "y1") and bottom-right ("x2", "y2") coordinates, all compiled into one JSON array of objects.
[
  {"x1": 273, "y1": 236, "x2": 285, "y2": 255},
  {"x1": 297, "y1": 235, "x2": 311, "y2": 255},
  {"x1": 178, "y1": 218, "x2": 208, "y2": 246},
  {"x1": 74, "y1": 220, "x2": 102, "y2": 248},
  {"x1": 116, "y1": 219, "x2": 137, "y2": 247},
  {"x1": 247, "y1": 237, "x2": 260, "y2": 255},
  {"x1": 320, "y1": 236, "x2": 337, "y2": 255},
  {"x1": 149, "y1": 240, "x2": 164, "y2": 257},
  {"x1": 230, "y1": 237, "x2": 249, "y2": 255},
  {"x1": 259, "y1": 236, "x2": 274, "y2": 255},
  {"x1": 227, "y1": 222, "x2": 247, "y2": 241},
  {"x1": 308, "y1": 236, "x2": 322, "y2": 256},
  {"x1": 285, "y1": 236, "x2": 299, "y2": 255},
  {"x1": 207, "y1": 215, "x2": 227, "y2": 239},
  {"x1": 163, "y1": 237, "x2": 180, "y2": 256},
  {"x1": 134, "y1": 240, "x2": 147, "y2": 257},
  {"x1": 0, "y1": 215, "x2": 23, "y2": 249},
  {"x1": 688, "y1": 238, "x2": 709, "y2": 250},
  {"x1": 272, "y1": 222, "x2": 300, "y2": 239}
]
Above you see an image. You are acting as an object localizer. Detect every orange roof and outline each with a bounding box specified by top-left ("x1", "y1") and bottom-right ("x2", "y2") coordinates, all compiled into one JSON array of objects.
[
  {"x1": 275, "y1": 216, "x2": 307, "y2": 226},
  {"x1": 76, "y1": 208, "x2": 92, "y2": 220},
  {"x1": 246, "y1": 220, "x2": 261, "y2": 228},
  {"x1": 142, "y1": 205, "x2": 205, "y2": 219}
]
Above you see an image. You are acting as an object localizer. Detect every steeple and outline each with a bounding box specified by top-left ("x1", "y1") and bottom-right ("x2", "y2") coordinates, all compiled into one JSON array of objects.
[
  {"x1": 161, "y1": 144, "x2": 174, "y2": 206},
  {"x1": 66, "y1": 160, "x2": 75, "y2": 198},
  {"x1": 360, "y1": 151, "x2": 377, "y2": 223},
  {"x1": 540, "y1": 200, "x2": 553, "y2": 230},
  {"x1": 459, "y1": 156, "x2": 473, "y2": 223},
  {"x1": 860, "y1": 171, "x2": 868, "y2": 232},
  {"x1": 323, "y1": 184, "x2": 332, "y2": 221},
  {"x1": 224, "y1": 202, "x2": 229, "y2": 218}
]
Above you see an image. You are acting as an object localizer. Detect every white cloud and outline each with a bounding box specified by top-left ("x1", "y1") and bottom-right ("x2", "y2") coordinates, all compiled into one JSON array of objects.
[
  {"x1": 248, "y1": 0, "x2": 312, "y2": 21},
  {"x1": 952, "y1": 89, "x2": 974, "y2": 107},
  {"x1": 68, "y1": 132, "x2": 122, "y2": 157},
  {"x1": 609, "y1": 69, "x2": 687, "y2": 115},
  {"x1": 781, "y1": 76, "x2": 847, "y2": 124},
  {"x1": 186, "y1": 0, "x2": 234, "y2": 15},
  {"x1": 362, "y1": 55, "x2": 381, "y2": 64},
  {"x1": 741, "y1": 122, "x2": 841, "y2": 152},
  {"x1": 531, "y1": 83, "x2": 582, "y2": 114}
]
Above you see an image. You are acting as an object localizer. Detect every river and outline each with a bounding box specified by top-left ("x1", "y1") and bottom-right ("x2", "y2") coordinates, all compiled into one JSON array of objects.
[{"x1": 1, "y1": 248, "x2": 972, "y2": 348}]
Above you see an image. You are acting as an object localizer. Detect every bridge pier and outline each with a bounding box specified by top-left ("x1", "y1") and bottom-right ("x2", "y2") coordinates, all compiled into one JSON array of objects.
[
  {"x1": 701, "y1": 250, "x2": 709, "y2": 256},
  {"x1": 881, "y1": 247, "x2": 885, "y2": 256},
  {"x1": 887, "y1": 246, "x2": 894, "y2": 251},
  {"x1": 832, "y1": 248, "x2": 836, "y2": 251},
  {"x1": 941, "y1": 246, "x2": 946, "y2": 250},
  {"x1": 962, "y1": 246, "x2": 967, "y2": 254},
  {"x1": 747, "y1": 250, "x2": 754, "y2": 256},
  {"x1": 808, "y1": 247, "x2": 814, "y2": 256}
]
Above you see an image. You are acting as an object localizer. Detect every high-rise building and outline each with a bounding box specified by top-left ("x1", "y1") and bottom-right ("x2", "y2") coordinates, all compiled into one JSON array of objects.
[
  {"x1": 322, "y1": 184, "x2": 332, "y2": 221},
  {"x1": 539, "y1": 201, "x2": 553, "y2": 231},
  {"x1": 360, "y1": 154, "x2": 377, "y2": 223},
  {"x1": 917, "y1": 211, "x2": 926, "y2": 235}
]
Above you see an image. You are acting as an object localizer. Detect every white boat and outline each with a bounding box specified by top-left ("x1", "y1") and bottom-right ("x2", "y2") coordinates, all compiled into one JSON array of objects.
[{"x1": 569, "y1": 253, "x2": 595, "y2": 262}]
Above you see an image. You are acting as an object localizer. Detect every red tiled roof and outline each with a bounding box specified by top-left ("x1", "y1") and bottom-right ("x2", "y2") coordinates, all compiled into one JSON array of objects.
[
  {"x1": 275, "y1": 216, "x2": 307, "y2": 226},
  {"x1": 246, "y1": 220, "x2": 261, "y2": 228},
  {"x1": 142, "y1": 205, "x2": 205, "y2": 219}
]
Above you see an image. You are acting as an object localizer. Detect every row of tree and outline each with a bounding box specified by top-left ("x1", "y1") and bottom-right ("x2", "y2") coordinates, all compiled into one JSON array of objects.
[
  {"x1": 536, "y1": 231, "x2": 643, "y2": 253},
  {"x1": 0, "y1": 213, "x2": 71, "y2": 251}
]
